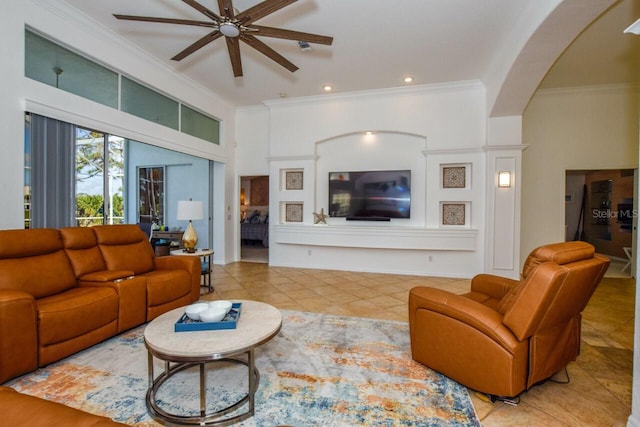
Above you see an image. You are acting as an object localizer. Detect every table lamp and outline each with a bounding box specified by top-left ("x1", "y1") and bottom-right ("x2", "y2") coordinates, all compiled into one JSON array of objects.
[{"x1": 176, "y1": 200, "x2": 203, "y2": 253}]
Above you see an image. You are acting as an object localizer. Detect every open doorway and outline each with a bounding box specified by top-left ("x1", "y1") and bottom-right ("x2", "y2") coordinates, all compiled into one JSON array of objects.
[
  {"x1": 240, "y1": 175, "x2": 269, "y2": 263},
  {"x1": 566, "y1": 169, "x2": 636, "y2": 278}
]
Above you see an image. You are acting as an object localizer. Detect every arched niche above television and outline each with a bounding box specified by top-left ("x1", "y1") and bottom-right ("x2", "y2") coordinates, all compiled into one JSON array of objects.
[{"x1": 315, "y1": 131, "x2": 426, "y2": 225}]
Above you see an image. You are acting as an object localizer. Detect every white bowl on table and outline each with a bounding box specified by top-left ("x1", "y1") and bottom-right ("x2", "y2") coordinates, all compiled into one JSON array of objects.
[
  {"x1": 185, "y1": 303, "x2": 209, "y2": 320},
  {"x1": 209, "y1": 300, "x2": 232, "y2": 314},
  {"x1": 199, "y1": 307, "x2": 228, "y2": 323}
]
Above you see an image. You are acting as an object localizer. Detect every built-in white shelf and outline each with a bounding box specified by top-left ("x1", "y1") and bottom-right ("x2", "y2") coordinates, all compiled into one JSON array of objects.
[{"x1": 273, "y1": 224, "x2": 478, "y2": 251}]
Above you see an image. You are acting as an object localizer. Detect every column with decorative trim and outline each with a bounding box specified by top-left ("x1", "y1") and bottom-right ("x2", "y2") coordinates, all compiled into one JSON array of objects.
[{"x1": 484, "y1": 116, "x2": 527, "y2": 279}]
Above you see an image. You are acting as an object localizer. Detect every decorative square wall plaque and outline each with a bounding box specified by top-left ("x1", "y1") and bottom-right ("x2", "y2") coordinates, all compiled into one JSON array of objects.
[
  {"x1": 285, "y1": 171, "x2": 303, "y2": 190},
  {"x1": 285, "y1": 203, "x2": 303, "y2": 222},
  {"x1": 442, "y1": 166, "x2": 466, "y2": 189},
  {"x1": 442, "y1": 203, "x2": 466, "y2": 226}
]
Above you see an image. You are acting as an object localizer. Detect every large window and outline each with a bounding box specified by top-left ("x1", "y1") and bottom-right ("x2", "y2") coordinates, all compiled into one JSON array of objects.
[
  {"x1": 181, "y1": 105, "x2": 220, "y2": 144},
  {"x1": 24, "y1": 114, "x2": 126, "y2": 228},
  {"x1": 25, "y1": 29, "x2": 220, "y2": 145},
  {"x1": 121, "y1": 77, "x2": 179, "y2": 131},
  {"x1": 25, "y1": 30, "x2": 118, "y2": 108},
  {"x1": 75, "y1": 128, "x2": 125, "y2": 226}
]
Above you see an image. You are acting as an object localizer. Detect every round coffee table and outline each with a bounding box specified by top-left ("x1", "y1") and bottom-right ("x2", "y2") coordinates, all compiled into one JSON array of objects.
[{"x1": 144, "y1": 300, "x2": 282, "y2": 426}]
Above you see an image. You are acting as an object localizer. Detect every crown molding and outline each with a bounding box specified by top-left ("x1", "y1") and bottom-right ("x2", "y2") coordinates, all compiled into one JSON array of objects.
[
  {"x1": 262, "y1": 80, "x2": 484, "y2": 108},
  {"x1": 267, "y1": 155, "x2": 318, "y2": 162},
  {"x1": 535, "y1": 82, "x2": 639, "y2": 97},
  {"x1": 483, "y1": 144, "x2": 529, "y2": 152},
  {"x1": 424, "y1": 147, "x2": 485, "y2": 155}
]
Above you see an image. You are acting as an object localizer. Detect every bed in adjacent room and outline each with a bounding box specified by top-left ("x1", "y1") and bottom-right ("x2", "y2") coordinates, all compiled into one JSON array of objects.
[{"x1": 241, "y1": 207, "x2": 269, "y2": 247}]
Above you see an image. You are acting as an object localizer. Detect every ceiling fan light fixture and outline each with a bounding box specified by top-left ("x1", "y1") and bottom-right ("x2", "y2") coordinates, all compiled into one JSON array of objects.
[{"x1": 219, "y1": 22, "x2": 240, "y2": 37}]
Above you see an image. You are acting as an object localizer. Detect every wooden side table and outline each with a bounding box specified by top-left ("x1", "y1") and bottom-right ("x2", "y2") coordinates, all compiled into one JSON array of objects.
[
  {"x1": 170, "y1": 249, "x2": 214, "y2": 293},
  {"x1": 151, "y1": 230, "x2": 183, "y2": 256}
]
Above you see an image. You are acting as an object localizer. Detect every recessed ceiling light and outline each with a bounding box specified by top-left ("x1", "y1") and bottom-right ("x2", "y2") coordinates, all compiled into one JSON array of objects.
[
  {"x1": 403, "y1": 76, "x2": 414, "y2": 83},
  {"x1": 365, "y1": 131, "x2": 373, "y2": 135},
  {"x1": 323, "y1": 85, "x2": 333, "y2": 92}
]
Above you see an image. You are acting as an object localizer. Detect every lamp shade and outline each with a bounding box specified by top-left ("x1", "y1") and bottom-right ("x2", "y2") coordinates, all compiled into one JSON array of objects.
[{"x1": 176, "y1": 200, "x2": 204, "y2": 221}]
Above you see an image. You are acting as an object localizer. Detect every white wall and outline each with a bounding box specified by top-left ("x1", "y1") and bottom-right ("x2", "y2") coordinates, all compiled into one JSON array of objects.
[
  {"x1": 0, "y1": 0, "x2": 29, "y2": 230},
  {"x1": 265, "y1": 82, "x2": 487, "y2": 156},
  {"x1": 235, "y1": 106, "x2": 271, "y2": 176},
  {"x1": 0, "y1": 0, "x2": 237, "y2": 263},
  {"x1": 237, "y1": 82, "x2": 491, "y2": 277},
  {"x1": 127, "y1": 142, "x2": 211, "y2": 250},
  {"x1": 522, "y1": 84, "x2": 639, "y2": 260}
]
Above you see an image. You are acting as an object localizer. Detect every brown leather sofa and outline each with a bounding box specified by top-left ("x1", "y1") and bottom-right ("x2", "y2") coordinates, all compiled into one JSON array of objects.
[
  {"x1": 409, "y1": 241, "x2": 609, "y2": 398},
  {"x1": 0, "y1": 386, "x2": 127, "y2": 426},
  {"x1": 0, "y1": 224, "x2": 200, "y2": 384}
]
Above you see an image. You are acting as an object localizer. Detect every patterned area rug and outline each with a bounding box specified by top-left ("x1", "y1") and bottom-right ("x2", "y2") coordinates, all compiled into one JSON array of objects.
[{"x1": 6, "y1": 310, "x2": 479, "y2": 426}]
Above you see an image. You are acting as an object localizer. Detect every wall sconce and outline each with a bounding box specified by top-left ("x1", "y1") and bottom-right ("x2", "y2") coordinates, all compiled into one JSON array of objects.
[
  {"x1": 176, "y1": 200, "x2": 204, "y2": 253},
  {"x1": 498, "y1": 171, "x2": 512, "y2": 188}
]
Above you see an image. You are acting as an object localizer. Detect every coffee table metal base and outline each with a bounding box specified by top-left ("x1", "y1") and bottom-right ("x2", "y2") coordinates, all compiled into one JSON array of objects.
[{"x1": 146, "y1": 349, "x2": 258, "y2": 426}]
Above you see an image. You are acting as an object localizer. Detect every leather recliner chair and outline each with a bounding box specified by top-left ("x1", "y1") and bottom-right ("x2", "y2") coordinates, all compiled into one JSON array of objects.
[{"x1": 408, "y1": 241, "x2": 610, "y2": 398}]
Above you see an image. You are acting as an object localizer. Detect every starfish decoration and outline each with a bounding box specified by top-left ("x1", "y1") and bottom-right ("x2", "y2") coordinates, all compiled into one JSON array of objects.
[{"x1": 313, "y1": 208, "x2": 328, "y2": 225}]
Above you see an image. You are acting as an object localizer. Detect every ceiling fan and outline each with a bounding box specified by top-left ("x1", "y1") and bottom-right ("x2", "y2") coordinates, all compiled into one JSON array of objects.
[{"x1": 114, "y1": 0, "x2": 333, "y2": 77}]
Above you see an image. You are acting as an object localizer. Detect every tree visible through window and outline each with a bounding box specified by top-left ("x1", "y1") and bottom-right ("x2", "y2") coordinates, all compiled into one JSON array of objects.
[{"x1": 75, "y1": 128, "x2": 125, "y2": 226}]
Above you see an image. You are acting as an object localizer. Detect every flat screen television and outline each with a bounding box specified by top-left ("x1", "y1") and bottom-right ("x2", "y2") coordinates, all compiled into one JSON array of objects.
[{"x1": 328, "y1": 170, "x2": 411, "y2": 219}]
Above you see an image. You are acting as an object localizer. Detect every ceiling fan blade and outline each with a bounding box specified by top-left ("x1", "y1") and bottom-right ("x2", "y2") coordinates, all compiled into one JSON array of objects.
[
  {"x1": 237, "y1": 0, "x2": 297, "y2": 25},
  {"x1": 172, "y1": 30, "x2": 223, "y2": 61},
  {"x1": 182, "y1": 0, "x2": 222, "y2": 22},
  {"x1": 225, "y1": 36, "x2": 243, "y2": 77},
  {"x1": 241, "y1": 34, "x2": 298, "y2": 72},
  {"x1": 218, "y1": 0, "x2": 235, "y2": 18},
  {"x1": 113, "y1": 14, "x2": 216, "y2": 28},
  {"x1": 249, "y1": 25, "x2": 333, "y2": 45}
]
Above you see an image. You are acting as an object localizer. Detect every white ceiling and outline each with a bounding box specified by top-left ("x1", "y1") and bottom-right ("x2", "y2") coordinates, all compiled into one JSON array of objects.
[{"x1": 61, "y1": 0, "x2": 640, "y2": 107}]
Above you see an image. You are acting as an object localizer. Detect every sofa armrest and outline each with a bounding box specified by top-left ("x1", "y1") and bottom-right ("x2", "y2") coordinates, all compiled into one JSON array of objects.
[
  {"x1": 409, "y1": 286, "x2": 520, "y2": 352},
  {"x1": 470, "y1": 274, "x2": 518, "y2": 300},
  {"x1": 154, "y1": 255, "x2": 199, "y2": 272},
  {"x1": 78, "y1": 270, "x2": 135, "y2": 283},
  {"x1": 154, "y1": 255, "x2": 201, "y2": 302},
  {"x1": 79, "y1": 276, "x2": 147, "y2": 332},
  {"x1": 0, "y1": 290, "x2": 38, "y2": 383}
]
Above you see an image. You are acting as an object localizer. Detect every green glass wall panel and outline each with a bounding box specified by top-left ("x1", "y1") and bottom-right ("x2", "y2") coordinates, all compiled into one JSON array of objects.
[
  {"x1": 25, "y1": 30, "x2": 221, "y2": 143},
  {"x1": 25, "y1": 30, "x2": 118, "y2": 108},
  {"x1": 181, "y1": 105, "x2": 220, "y2": 144},
  {"x1": 121, "y1": 77, "x2": 179, "y2": 130}
]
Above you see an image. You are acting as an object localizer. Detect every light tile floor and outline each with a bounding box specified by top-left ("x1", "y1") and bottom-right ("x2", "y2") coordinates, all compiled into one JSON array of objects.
[{"x1": 201, "y1": 262, "x2": 634, "y2": 426}]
